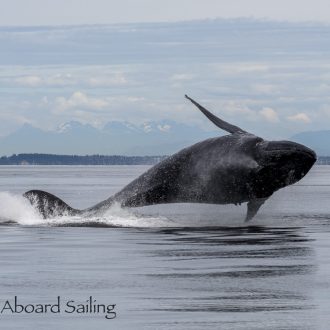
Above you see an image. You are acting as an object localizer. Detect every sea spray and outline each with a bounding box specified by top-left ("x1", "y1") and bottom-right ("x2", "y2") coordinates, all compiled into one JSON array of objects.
[
  {"x1": 0, "y1": 192, "x2": 43, "y2": 225},
  {"x1": 100, "y1": 202, "x2": 172, "y2": 227},
  {"x1": 0, "y1": 192, "x2": 172, "y2": 227}
]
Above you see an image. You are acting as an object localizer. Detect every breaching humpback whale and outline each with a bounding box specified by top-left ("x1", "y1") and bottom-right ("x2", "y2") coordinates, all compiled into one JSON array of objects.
[{"x1": 24, "y1": 95, "x2": 316, "y2": 221}]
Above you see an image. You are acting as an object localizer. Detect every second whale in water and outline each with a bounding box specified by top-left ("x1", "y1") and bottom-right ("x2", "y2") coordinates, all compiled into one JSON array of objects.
[{"x1": 24, "y1": 95, "x2": 316, "y2": 222}]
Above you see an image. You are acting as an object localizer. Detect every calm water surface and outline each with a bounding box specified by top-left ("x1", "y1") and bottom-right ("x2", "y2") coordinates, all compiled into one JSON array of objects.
[{"x1": 0, "y1": 165, "x2": 330, "y2": 329}]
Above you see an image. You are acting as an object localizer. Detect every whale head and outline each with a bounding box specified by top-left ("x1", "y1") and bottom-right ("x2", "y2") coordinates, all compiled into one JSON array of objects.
[
  {"x1": 253, "y1": 139, "x2": 316, "y2": 196},
  {"x1": 184, "y1": 95, "x2": 317, "y2": 196}
]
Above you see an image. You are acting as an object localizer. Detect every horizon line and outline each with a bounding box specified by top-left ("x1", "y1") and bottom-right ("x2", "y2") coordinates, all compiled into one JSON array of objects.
[{"x1": 1, "y1": 17, "x2": 330, "y2": 29}]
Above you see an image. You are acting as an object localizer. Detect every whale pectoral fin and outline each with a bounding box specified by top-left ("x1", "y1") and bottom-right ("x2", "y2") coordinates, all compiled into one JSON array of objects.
[
  {"x1": 23, "y1": 190, "x2": 80, "y2": 219},
  {"x1": 185, "y1": 95, "x2": 248, "y2": 134},
  {"x1": 245, "y1": 198, "x2": 268, "y2": 222}
]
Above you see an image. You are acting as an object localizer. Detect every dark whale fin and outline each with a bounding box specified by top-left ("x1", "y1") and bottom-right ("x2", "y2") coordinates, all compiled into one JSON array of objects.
[
  {"x1": 185, "y1": 95, "x2": 247, "y2": 134},
  {"x1": 245, "y1": 198, "x2": 268, "y2": 222},
  {"x1": 23, "y1": 190, "x2": 81, "y2": 219}
]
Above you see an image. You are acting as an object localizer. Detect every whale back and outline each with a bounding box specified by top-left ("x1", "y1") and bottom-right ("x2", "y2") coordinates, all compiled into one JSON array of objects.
[{"x1": 111, "y1": 134, "x2": 260, "y2": 208}]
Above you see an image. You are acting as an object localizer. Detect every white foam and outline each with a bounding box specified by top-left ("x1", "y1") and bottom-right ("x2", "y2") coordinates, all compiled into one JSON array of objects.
[
  {"x1": 98, "y1": 202, "x2": 173, "y2": 227},
  {"x1": 0, "y1": 192, "x2": 173, "y2": 227},
  {"x1": 0, "y1": 192, "x2": 44, "y2": 225},
  {"x1": 43, "y1": 202, "x2": 173, "y2": 227}
]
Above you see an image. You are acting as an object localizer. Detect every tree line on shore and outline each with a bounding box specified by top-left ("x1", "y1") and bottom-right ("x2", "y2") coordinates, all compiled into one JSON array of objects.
[{"x1": 0, "y1": 154, "x2": 167, "y2": 165}]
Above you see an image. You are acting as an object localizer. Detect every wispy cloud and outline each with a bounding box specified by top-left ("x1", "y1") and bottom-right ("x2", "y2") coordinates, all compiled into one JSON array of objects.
[
  {"x1": 259, "y1": 107, "x2": 280, "y2": 123},
  {"x1": 12, "y1": 72, "x2": 128, "y2": 88},
  {"x1": 170, "y1": 73, "x2": 195, "y2": 81},
  {"x1": 15, "y1": 75, "x2": 43, "y2": 87},
  {"x1": 251, "y1": 83, "x2": 280, "y2": 95},
  {"x1": 87, "y1": 74, "x2": 128, "y2": 87},
  {"x1": 287, "y1": 113, "x2": 311, "y2": 123},
  {"x1": 53, "y1": 91, "x2": 108, "y2": 113}
]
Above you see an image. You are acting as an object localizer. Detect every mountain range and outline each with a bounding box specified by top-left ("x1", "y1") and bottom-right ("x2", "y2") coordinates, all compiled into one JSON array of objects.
[
  {"x1": 0, "y1": 121, "x2": 218, "y2": 156},
  {"x1": 291, "y1": 131, "x2": 330, "y2": 156},
  {"x1": 0, "y1": 121, "x2": 329, "y2": 156}
]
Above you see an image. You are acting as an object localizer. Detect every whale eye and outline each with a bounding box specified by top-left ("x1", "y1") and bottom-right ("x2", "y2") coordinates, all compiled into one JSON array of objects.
[{"x1": 254, "y1": 139, "x2": 265, "y2": 150}]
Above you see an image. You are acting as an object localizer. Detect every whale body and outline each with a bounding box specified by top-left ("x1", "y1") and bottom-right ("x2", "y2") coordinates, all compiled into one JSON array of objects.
[{"x1": 24, "y1": 95, "x2": 316, "y2": 221}]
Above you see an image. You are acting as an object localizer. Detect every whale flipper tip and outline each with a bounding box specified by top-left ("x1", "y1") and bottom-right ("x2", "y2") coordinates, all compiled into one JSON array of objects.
[
  {"x1": 245, "y1": 198, "x2": 268, "y2": 222},
  {"x1": 185, "y1": 95, "x2": 248, "y2": 135}
]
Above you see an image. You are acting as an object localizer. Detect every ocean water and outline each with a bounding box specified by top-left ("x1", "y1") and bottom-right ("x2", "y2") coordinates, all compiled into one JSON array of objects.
[{"x1": 0, "y1": 165, "x2": 330, "y2": 329}]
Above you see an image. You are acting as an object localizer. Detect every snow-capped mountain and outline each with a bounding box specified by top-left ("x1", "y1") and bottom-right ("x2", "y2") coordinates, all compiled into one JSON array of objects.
[{"x1": 0, "y1": 120, "x2": 218, "y2": 156}]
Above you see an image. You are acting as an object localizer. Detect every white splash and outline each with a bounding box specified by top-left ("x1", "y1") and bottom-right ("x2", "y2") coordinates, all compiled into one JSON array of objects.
[
  {"x1": 0, "y1": 192, "x2": 44, "y2": 225},
  {"x1": 99, "y1": 202, "x2": 172, "y2": 227},
  {"x1": 0, "y1": 192, "x2": 172, "y2": 227}
]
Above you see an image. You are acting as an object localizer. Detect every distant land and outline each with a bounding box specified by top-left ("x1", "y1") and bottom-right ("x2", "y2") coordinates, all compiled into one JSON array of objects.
[
  {"x1": 1, "y1": 120, "x2": 330, "y2": 157},
  {"x1": 0, "y1": 153, "x2": 328, "y2": 165},
  {"x1": 0, "y1": 154, "x2": 167, "y2": 165}
]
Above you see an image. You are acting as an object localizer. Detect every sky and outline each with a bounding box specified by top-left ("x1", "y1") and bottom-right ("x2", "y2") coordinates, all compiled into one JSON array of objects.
[
  {"x1": 0, "y1": 1, "x2": 330, "y2": 153},
  {"x1": 1, "y1": 0, "x2": 330, "y2": 25}
]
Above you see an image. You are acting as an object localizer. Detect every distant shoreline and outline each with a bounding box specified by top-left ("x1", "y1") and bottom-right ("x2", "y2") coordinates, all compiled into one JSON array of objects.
[
  {"x1": 0, "y1": 154, "x2": 329, "y2": 165},
  {"x1": 0, "y1": 154, "x2": 167, "y2": 165}
]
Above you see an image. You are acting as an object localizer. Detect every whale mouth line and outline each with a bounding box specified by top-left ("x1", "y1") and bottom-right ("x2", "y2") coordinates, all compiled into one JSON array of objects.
[
  {"x1": 260, "y1": 141, "x2": 317, "y2": 161},
  {"x1": 268, "y1": 149, "x2": 316, "y2": 158}
]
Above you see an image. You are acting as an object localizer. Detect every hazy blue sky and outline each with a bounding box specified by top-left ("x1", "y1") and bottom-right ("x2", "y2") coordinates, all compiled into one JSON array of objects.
[
  {"x1": 1, "y1": 19, "x2": 330, "y2": 142},
  {"x1": 1, "y1": 0, "x2": 330, "y2": 25},
  {"x1": 1, "y1": 2, "x2": 330, "y2": 153}
]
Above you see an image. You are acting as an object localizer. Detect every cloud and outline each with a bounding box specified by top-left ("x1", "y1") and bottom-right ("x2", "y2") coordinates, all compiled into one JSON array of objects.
[
  {"x1": 222, "y1": 102, "x2": 281, "y2": 124},
  {"x1": 234, "y1": 64, "x2": 270, "y2": 73},
  {"x1": 15, "y1": 74, "x2": 75, "y2": 87},
  {"x1": 259, "y1": 107, "x2": 280, "y2": 123},
  {"x1": 251, "y1": 83, "x2": 280, "y2": 94},
  {"x1": 54, "y1": 91, "x2": 108, "y2": 113},
  {"x1": 157, "y1": 124, "x2": 171, "y2": 132},
  {"x1": 212, "y1": 63, "x2": 270, "y2": 76},
  {"x1": 170, "y1": 73, "x2": 195, "y2": 81},
  {"x1": 13, "y1": 72, "x2": 128, "y2": 88},
  {"x1": 143, "y1": 123, "x2": 152, "y2": 133},
  {"x1": 221, "y1": 101, "x2": 258, "y2": 121},
  {"x1": 287, "y1": 113, "x2": 311, "y2": 123},
  {"x1": 45, "y1": 73, "x2": 75, "y2": 86},
  {"x1": 15, "y1": 75, "x2": 43, "y2": 87},
  {"x1": 211, "y1": 101, "x2": 282, "y2": 125},
  {"x1": 125, "y1": 96, "x2": 145, "y2": 102},
  {"x1": 170, "y1": 73, "x2": 195, "y2": 88},
  {"x1": 87, "y1": 73, "x2": 128, "y2": 87}
]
